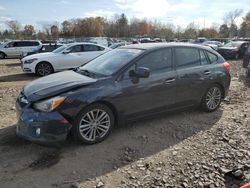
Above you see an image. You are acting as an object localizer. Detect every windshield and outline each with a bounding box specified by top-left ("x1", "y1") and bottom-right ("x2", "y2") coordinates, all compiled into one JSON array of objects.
[
  {"x1": 224, "y1": 42, "x2": 242, "y2": 48},
  {"x1": 52, "y1": 44, "x2": 70, "y2": 53},
  {"x1": 79, "y1": 49, "x2": 143, "y2": 76}
]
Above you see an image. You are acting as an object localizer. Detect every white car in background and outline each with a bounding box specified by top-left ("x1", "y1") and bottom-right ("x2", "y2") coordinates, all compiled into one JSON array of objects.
[
  {"x1": 21, "y1": 43, "x2": 110, "y2": 76},
  {"x1": 0, "y1": 40, "x2": 42, "y2": 59}
]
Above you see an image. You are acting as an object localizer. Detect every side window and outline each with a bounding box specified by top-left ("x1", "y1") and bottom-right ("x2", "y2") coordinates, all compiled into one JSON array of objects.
[
  {"x1": 207, "y1": 52, "x2": 218, "y2": 63},
  {"x1": 137, "y1": 48, "x2": 172, "y2": 73},
  {"x1": 84, "y1": 44, "x2": 101, "y2": 52},
  {"x1": 6, "y1": 42, "x2": 15, "y2": 47},
  {"x1": 175, "y1": 47, "x2": 200, "y2": 68},
  {"x1": 200, "y1": 50, "x2": 210, "y2": 65},
  {"x1": 68, "y1": 45, "x2": 83, "y2": 53},
  {"x1": 99, "y1": 46, "x2": 105, "y2": 51},
  {"x1": 122, "y1": 48, "x2": 172, "y2": 80},
  {"x1": 16, "y1": 42, "x2": 28, "y2": 47},
  {"x1": 28, "y1": 41, "x2": 39, "y2": 46}
]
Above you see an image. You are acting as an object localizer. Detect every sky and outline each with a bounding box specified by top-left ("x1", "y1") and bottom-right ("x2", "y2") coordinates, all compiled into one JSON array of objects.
[{"x1": 0, "y1": 0, "x2": 249, "y2": 30}]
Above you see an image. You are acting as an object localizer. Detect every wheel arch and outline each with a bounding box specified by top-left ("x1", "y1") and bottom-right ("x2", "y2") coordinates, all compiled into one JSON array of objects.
[
  {"x1": 201, "y1": 82, "x2": 225, "y2": 103},
  {"x1": 91, "y1": 100, "x2": 119, "y2": 126},
  {"x1": 35, "y1": 61, "x2": 54, "y2": 73},
  {"x1": 0, "y1": 51, "x2": 7, "y2": 58},
  {"x1": 213, "y1": 82, "x2": 225, "y2": 99},
  {"x1": 75, "y1": 100, "x2": 120, "y2": 127}
]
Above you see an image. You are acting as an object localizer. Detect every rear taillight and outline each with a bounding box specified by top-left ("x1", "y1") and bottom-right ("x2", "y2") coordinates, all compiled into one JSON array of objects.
[{"x1": 223, "y1": 62, "x2": 230, "y2": 72}]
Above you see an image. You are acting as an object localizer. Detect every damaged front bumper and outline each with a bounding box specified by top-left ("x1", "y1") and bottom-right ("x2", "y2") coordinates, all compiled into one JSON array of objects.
[{"x1": 16, "y1": 100, "x2": 72, "y2": 144}]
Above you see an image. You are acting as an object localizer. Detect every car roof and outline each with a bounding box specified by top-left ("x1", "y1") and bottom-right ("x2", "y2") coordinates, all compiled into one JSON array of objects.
[
  {"x1": 120, "y1": 42, "x2": 213, "y2": 51},
  {"x1": 9, "y1": 40, "x2": 41, "y2": 42},
  {"x1": 65, "y1": 42, "x2": 109, "y2": 48}
]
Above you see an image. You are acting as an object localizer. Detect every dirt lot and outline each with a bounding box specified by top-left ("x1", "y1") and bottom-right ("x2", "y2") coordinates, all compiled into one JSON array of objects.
[{"x1": 0, "y1": 59, "x2": 249, "y2": 188}]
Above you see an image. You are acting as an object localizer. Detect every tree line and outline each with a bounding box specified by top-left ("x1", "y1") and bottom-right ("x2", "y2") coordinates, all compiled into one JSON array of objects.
[{"x1": 1, "y1": 9, "x2": 250, "y2": 41}]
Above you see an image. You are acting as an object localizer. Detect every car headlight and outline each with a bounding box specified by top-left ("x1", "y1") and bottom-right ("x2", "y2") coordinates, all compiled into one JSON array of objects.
[
  {"x1": 33, "y1": 96, "x2": 66, "y2": 112},
  {"x1": 24, "y1": 58, "x2": 38, "y2": 64}
]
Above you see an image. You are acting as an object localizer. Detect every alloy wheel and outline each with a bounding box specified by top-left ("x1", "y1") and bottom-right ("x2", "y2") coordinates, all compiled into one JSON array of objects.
[
  {"x1": 79, "y1": 109, "x2": 111, "y2": 142},
  {"x1": 37, "y1": 63, "x2": 52, "y2": 76},
  {"x1": 205, "y1": 87, "x2": 222, "y2": 110}
]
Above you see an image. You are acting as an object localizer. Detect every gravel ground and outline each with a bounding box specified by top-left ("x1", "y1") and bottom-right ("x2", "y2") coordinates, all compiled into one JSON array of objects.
[{"x1": 0, "y1": 59, "x2": 249, "y2": 188}]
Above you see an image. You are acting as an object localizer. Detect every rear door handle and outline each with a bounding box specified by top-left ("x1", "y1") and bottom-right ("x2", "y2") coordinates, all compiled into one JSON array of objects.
[
  {"x1": 165, "y1": 78, "x2": 175, "y2": 84},
  {"x1": 204, "y1": 70, "x2": 211, "y2": 75}
]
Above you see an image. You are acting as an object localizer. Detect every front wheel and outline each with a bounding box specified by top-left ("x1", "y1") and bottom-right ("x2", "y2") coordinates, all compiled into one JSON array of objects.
[
  {"x1": 72, "y1": 103, "x2": 114, "y2": 144},
  {"x1": 201, "y1": 84, "x2": 223, "y2": 112},
  {"x1": 0, "y1": 52, "x2": 5, "y2": 59},
  {"x1": 36, "y1": 62, "x2": 53, "y2": 76}
]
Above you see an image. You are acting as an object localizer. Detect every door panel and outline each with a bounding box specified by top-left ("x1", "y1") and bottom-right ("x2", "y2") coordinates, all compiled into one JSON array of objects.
[
  {"x1": 57, "y1": 44, "x2": 84, "y2": 70},
  {"x1": 175, "y1": 66, "x2": 207, "y2": 106},
  {"x1": 79, "y1": 51, "x2": 103, "y2": 63},
  {"x1": 174, "y1": 47, "x2": 211, "y2": 106},
  {"x1": 54, "y1": 53, "x2": 83, "y2": 70},
  {"x1": 114, "y1": 71, "x2": 177, "y2": 118},
  {"x1": 4, "y1": 42, "x2": 19, "y2": 57},
  {"x1": 113, "y1": 48, "x2": 177, "y2": 118}
]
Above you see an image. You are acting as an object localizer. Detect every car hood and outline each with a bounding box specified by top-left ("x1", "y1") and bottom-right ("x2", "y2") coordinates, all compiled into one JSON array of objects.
[
  {"x1": 22, "y1": 52, "x2": 57, "y2": 60},
  {"x1": 23, "y1": 71, "x2": 97, "y2": 102},
  {"x1": 218, "y1": 46, "x2": 238, "y2": 51}
]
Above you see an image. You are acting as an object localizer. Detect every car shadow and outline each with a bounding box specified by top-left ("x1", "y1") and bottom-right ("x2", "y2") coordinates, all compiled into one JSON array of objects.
[
  {"x1": 0, "y1": 108, "x2": 223, "y2": 187},
  {"x1": 0, "y1": 73, "x2": 37, "y2": 82},
  {"x1": 239, "y1": 74, "x2": 250, "y2": 87},
  {"x1": 4, "y1": 63, "x2": 21, "y2": 67}
]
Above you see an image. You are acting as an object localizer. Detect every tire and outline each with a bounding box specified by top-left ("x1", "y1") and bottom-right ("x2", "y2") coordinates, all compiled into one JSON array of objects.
[
  {"x1": 72, "y1": 103, "x2": 114, "y2": 144},
  {"x1": 36, "y1": 62, "x2": 53, "y2": 76},
  {"x1": 0, "y1": 52, "x2": 6, "y2": 59},
  {"x1": 201, "y1": 84, "x2": 223, "y2": 112}
]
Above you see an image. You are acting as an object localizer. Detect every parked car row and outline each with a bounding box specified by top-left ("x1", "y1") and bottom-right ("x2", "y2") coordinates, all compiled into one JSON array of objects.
[
  {"x1": 16, "y1": 43, "x2": 231, "y2": 145},
  {"x1": 190, "y1": 38, "x2": 250, "y2": 60},
  {"x1": 217, "y1": 41, "x2": 250, "y2": 60}
]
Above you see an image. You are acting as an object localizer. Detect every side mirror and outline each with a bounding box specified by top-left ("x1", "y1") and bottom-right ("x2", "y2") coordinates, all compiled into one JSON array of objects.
[
  {"x1": 4, "y1": 45, "x2": 8, "y2": 48},
  {"x1": 63, "y1": 49, "x2": 71, "y2": 54},
  {"x1": 130, "y1": 67, "x2": 150, "y2": 78}
]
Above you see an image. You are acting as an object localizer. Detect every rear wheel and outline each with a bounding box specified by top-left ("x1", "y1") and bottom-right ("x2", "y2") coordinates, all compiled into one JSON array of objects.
[
  {"x1": 201, "y1": 84, "x2": 223, "y2": 112},
  {"x1": 72, "y1": 103, "x2": 114, "y2": 144},
  {"x1": 36, "y1": 62, "x2": 53, "y2": 76},
  {"x1": 0, "y1": 52, "x2": 5, "y2": 59}
]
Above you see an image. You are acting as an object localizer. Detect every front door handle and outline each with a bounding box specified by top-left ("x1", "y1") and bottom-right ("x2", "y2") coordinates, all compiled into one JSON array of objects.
[
  {"x1": 165, "y1": 78, "x2": 175, "y2": 84},
  {"x1": 204, "y1": 70, "x2": 211, "y2": 75}
]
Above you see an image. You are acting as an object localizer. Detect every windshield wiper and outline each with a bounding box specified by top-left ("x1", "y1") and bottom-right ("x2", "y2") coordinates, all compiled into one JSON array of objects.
[{"x1": 78, "y1": 69, "x2": 97, "y2": 78}]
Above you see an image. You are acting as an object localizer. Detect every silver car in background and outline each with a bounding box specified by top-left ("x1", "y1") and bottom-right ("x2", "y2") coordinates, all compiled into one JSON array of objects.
[{"x1": 0, "y1": 40, "x2": 42, "y2": 59}]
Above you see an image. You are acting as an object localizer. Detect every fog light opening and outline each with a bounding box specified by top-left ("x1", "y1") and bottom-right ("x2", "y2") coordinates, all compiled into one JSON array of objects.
[{"x1": 36, "y1": 128, "x2": 41, "y2": 136}]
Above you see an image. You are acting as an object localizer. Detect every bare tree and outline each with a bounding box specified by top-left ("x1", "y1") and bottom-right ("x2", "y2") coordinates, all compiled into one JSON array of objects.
[
  {"x1": 223, "y1": 9, "x2": 243, "y2": 37},
  {"x1": 223, "y1": 9, "x2": 243, "y2": 26},
  {"x1": 5, "y1": 20, "x2": 21, "y2": 38}
]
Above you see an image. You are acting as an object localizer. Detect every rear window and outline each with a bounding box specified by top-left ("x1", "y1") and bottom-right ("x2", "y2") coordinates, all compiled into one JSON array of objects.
[
  {"x1": 84, "y1": 44, "x2": 101, "y2": 51},
  {"x1": 175, "y1": 47, "x2": 200, "y2": 68},
  {"x1": 207, "y1": 52, "x2": 218, "y2": 63}
]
